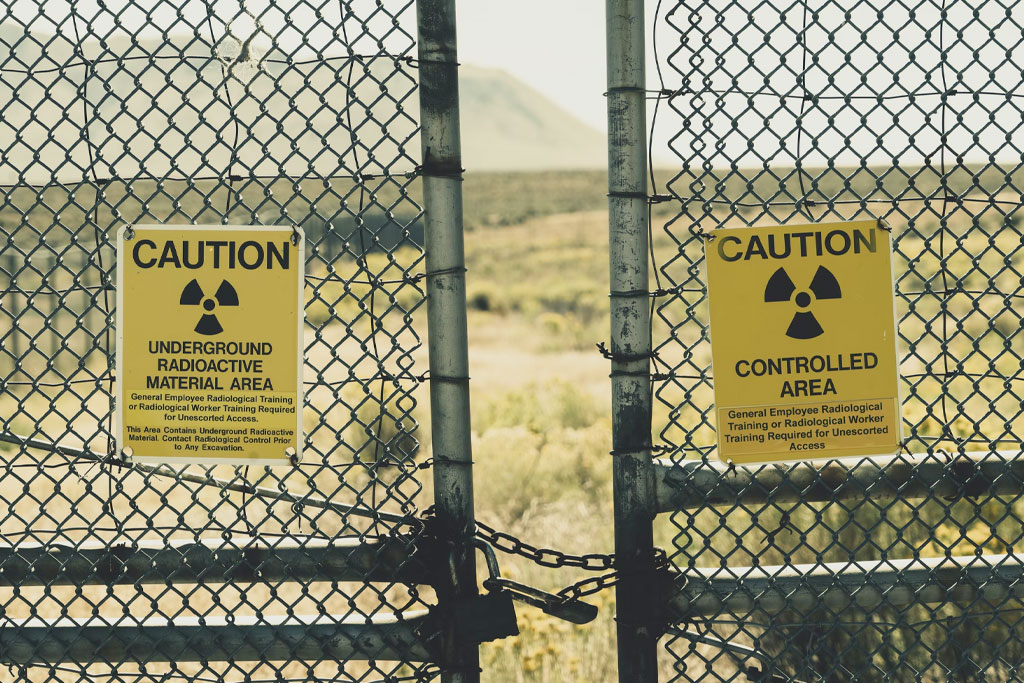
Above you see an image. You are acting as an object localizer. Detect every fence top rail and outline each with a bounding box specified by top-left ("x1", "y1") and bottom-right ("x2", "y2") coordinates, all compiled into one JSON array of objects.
[{"x1": 654, "y1": 449, "x2": 1024, "y2": 513}]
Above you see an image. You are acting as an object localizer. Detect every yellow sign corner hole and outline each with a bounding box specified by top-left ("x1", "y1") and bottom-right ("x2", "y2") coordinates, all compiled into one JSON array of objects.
[
  {"x1": 115, "y1": 225, "x2": 304, "y2": 465},
  {"x1": 706, "y1": 219, "x2": 902, "y2": 464}
]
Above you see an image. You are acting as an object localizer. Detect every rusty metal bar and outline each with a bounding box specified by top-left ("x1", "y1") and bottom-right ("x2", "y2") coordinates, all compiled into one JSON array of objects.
[
  {"x1": 653, "y1": 451, "x2": 1024, "y2": 513},
  {"x1": 0, "y1": 612, "x2": 437, "y2": 664},
  {"x1": 671, "y1": 554, "x2": 1024, "y2": 618},
  {"x1": 0, "y1": 431, "x2": 408, "y2": 525},
  {"x1": 0, "y1": 536, "x2": 428, "y2": 586},
  {"x1": 415, "y1": 1, "x2": 479, "y2": 681}
]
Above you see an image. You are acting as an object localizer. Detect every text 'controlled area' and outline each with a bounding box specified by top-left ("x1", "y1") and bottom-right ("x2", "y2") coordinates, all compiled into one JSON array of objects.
[
  {"x1": 117, "y1": 225, "x2": 305, "y2": 465},
  {"x1": 705, "y1": 220, "x2": 902, "y2": 464},
  {"x1": 734, "y1": 352, "x2": 879, "y2": 397}
]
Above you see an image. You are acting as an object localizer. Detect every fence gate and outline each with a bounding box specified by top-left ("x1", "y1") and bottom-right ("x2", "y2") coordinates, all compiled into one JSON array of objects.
[
  {"x1": 6, "y1": 0, "x2": 1024, "y2": 679},
  {"x1": 618, "y1": 0, "x2": 1024, "y2": 679},
  {"x1": 0, "y1": 0, "x2": 482, "y2": 680}
]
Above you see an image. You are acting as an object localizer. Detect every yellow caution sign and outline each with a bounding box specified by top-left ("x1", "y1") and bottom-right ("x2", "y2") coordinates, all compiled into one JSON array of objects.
[
  {"x1": 706, "y1": 219, "x2": 901, "y2": 464},
  {"x1": 116, "y1": 225, "x2": 304, "y2": 464}
]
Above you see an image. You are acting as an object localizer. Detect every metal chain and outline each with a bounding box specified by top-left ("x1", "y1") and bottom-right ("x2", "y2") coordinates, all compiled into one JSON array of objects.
[
  {"x1": 474, "y1": 520, "x2": 616, "y2": 571},
  {"x1": 554, "y1": 549, "x2": 672, "y2": 604},
  {"x1": 554, "y1": 570, "x2": 622, "y2": 603},
  {"x1": 472, "y1": 517, "x2": 672, "y2": 609}
]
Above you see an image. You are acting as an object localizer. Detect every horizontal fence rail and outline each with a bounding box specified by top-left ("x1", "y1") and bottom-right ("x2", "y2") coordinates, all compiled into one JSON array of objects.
[
  {"x1": 0, "y1": 613, "x2": 437, "y2": 664},
  {"x1": 654, "y1": 450, "x2": 1024, "y2": 512},
  {"x1": 0, "y1": 537, "x2": 429, "y2": 586},
  {"x1": 671, "y1": 554, "x2": 1024, "y2": 618}
]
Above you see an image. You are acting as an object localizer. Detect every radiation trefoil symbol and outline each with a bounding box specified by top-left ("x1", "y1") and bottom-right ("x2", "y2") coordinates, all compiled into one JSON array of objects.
[
  {"x1": 179, "y1": 279, "x2": 239, "y2": 336},
  {"x1": 764, "y1": 266, "x2": 842, "y2": 339}
]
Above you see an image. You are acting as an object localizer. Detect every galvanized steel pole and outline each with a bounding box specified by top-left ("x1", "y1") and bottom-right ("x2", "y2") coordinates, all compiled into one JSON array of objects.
[
  {"x1": 415, "y1": 2, "x2": 479, "y2": 682},
  {"x1": 607, "y1": 0, "x2": 659, "y2": 681}
]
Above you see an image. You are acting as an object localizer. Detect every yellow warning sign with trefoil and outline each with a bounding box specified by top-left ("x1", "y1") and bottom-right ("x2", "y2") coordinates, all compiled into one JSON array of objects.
[
  {"x1": 116, "y1": 225, "x2": 304, "y2": 465},
  {"x1": 706, "y1": 219, "x2": 901, "y2": 464}
]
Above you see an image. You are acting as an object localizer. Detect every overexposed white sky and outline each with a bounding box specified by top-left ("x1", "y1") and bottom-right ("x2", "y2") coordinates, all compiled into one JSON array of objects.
[
  {"x1": 457, "y1": 2, "x2": 609, "y2": 132},
  {"x1": 458, "y1": 1, "x2": 676, "y2": 159}
]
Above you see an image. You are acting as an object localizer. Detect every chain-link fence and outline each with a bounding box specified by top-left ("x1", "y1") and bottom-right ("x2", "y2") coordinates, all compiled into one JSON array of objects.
[
  {"x1": 7, "y1": 0, "x2": 1024, "y2": 679},
  {"x1": 653, "y1": 0, "x2": 1024, "y2": 679},
  {"x1": 0, "y1": 0, "x2": 443, "y2": 680}
]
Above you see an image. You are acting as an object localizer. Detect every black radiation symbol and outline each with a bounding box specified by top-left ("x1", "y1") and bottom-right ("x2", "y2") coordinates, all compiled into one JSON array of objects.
[
  {"x1": 179, "y1": 279, "x2": 239, "y2": 336},
  {"x1": 764, "y1": 266, "x2": 842, "y2": 339}
]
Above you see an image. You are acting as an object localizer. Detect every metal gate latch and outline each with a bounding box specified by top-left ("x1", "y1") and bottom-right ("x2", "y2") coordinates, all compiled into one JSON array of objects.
[{"x1": 452, "y1": 589, "x2": 519, "y2": 646}]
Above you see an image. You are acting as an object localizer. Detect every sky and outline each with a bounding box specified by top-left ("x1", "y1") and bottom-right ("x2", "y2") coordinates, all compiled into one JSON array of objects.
[
  {"x1": 457, "y1": 1, "x2": 610, "y2": 133},
  {"x1": 457, "y1": 1, "x2": 678, "y2": 162}
]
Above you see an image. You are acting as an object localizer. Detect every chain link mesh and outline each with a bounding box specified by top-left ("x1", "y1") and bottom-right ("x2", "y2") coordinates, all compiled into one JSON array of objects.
[
  {"x1": 0, "y1": 0, "x2": 438, "y2": 680},
  {"x1": 656, "y1": 0, "x2": 1024, "y2": 679}
]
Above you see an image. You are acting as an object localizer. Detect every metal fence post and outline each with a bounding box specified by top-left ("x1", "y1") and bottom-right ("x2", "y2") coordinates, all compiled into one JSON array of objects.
[
  {"x1": 415, "y1": 2, "x2": 479, "y2": 682},
  {"x1": 607, "y1": 0, "x2": 659, "y2": 681}
]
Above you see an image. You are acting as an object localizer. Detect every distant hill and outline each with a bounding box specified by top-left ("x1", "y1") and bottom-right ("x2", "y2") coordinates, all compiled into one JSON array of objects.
[
  {"x1": 0, "y1": 25, "x2": 605, "y2": 183},
  {"x1": 459, "y1": 66, "x2": 605, "y2": 171}
]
